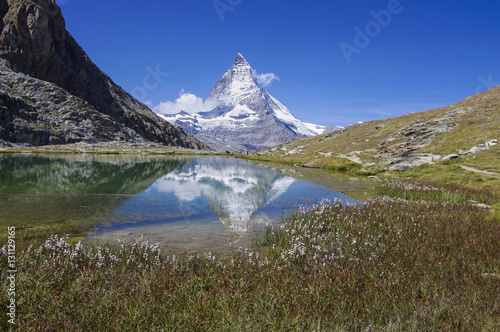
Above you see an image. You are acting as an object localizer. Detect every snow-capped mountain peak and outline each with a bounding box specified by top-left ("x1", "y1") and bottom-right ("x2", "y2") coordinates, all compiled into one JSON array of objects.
[
  {"x1": 209, "y1": 53, "x2": 261, "y2": 106},
  {"x1": 159, "y1": 53, "x2": 343, "y2": 152},
  {"x1": 234, "y1": 53, "x2": 248, "y2": 66}
]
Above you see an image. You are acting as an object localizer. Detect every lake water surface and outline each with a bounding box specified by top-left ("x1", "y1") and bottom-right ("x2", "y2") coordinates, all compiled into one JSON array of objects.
[{"x1": 0, "y1": 154, "x2": 375, "y2": 255}]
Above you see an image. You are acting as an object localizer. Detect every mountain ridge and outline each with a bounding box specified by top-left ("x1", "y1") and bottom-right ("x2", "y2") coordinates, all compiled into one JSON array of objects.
[{"x1": 0, "y1": 0, "x2": 207, "y2": 149}]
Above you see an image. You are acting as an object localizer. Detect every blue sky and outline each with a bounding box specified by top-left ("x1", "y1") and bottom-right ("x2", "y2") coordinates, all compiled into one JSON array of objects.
[{"x1": 58, "y1": 0, "x2": 500, "y2": 127}]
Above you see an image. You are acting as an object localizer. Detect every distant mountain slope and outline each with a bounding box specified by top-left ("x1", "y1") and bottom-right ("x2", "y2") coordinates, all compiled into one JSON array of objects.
[
  {"x1": 0, "y1": 0, "x2": 206, "y2": 149},
  {"x1": 260, "y1": 85, "x2": 500, "y2": 172},
  {"x1": 159, "y1": 54, "x2": 341, "y2": 152}
]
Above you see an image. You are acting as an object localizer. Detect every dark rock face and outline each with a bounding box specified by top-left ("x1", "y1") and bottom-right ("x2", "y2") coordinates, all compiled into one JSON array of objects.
[{"x1": 0, "y1": 0, "x2": 206, "y2": 148}]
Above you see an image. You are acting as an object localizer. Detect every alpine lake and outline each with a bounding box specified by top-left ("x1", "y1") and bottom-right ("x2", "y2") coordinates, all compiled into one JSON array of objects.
[{"x1": 0, "y1": 153, "x2": 377, "y2": 256}]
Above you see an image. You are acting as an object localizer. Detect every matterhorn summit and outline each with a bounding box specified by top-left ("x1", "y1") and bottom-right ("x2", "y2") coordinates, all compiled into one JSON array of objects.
[
  {"x1": 209, "y1": 53, "x2": 262, "y2": 107},
  {"x1": 159, "y1": 54, "x2": 340, "y2": 152}
]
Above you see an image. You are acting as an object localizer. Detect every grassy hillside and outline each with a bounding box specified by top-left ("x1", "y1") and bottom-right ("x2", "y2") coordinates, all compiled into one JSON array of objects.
[{"x1": 253, "y1": 85, "x2": 499, "y2": 172}]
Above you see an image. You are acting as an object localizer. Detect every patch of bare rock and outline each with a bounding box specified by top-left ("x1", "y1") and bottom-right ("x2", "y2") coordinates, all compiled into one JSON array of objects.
[
  {"x1": 377, "y1": 137, "x2": 497, "y2": 172},
  {"x1": 377, "y1": 109, "x2": 464, "y2": 160}
]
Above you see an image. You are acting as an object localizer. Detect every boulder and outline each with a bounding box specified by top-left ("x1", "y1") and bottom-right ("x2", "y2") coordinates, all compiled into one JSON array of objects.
[
  {"x1": 486, "y1": 139, "x2": 498, "y2": 147},
  {"x1": 389, "y1": 165, "x2": 412, "y2": 172},
  {"x1": 442, "y1": 154, "x2": 459, "y2": 160},
  {"x1": 466, "y1": 146, "x2": 481, "y2": 154},
  {"x1": 386, "y1": 154, "x2": 439, "y2": 170}
]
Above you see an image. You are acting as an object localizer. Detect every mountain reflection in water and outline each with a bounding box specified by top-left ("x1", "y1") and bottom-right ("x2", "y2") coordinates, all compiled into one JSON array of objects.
[
  {"x1": 88, "y1": 157, "x2": 356, "y2": 255},
  {"x1": 152, "y1": 158, "x2": 296, "y2": 235},
  {"x1": 0, "y1": 153, "x2": 360, "y2": 254}
]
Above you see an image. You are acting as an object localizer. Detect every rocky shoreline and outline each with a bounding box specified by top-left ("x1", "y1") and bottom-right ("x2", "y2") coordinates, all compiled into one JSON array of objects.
[{"x1": 0, "y1": 140, "x2": 213, "y2": 155}]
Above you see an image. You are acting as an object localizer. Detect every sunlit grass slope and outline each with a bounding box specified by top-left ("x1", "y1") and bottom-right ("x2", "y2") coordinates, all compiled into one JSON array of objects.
[{"x1": 252, "y1": 85, "x2": 500, "y2": 172}]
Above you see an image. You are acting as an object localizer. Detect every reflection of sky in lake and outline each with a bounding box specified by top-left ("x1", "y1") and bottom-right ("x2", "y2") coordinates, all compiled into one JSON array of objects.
[{"x1": 88, "y1": 157, "x2": 357, "y2": 254}]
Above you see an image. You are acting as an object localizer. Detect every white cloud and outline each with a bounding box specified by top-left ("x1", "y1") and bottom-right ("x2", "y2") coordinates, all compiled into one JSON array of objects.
[
  {"x1": 252, "y1": 70, "x2": 280, "y2": 87},
  {"x1": 153, "y1": 90, "x2": 218, "y2": 115}
]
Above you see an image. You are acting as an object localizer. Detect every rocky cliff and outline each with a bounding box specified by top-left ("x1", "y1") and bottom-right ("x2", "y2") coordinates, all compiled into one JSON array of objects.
[{"x1": 0, "y1": 0, "x2": 205, "y2": 148}]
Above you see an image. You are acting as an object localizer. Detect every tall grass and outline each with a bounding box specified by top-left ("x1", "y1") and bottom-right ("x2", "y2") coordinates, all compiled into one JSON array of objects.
[
  {"x1": 2, "y1": 195, "x2": 499, "y2": 330},
  {"x1": 377, "y1": 178, "x2": 496, "y2": 204}
]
